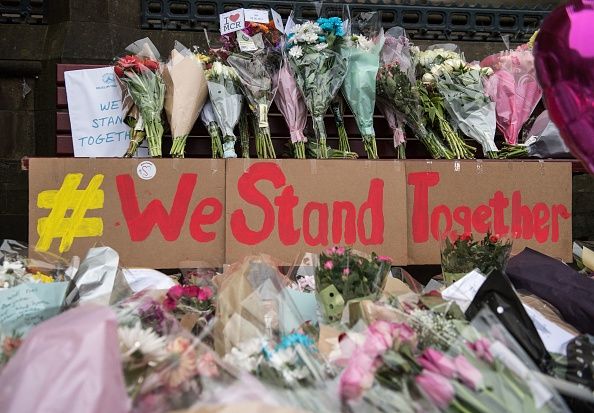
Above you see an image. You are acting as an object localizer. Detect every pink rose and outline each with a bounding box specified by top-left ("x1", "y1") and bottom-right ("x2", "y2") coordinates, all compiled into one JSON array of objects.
[
  {"x1": 364, "y1": 321, "x2": 395, "y2": 354},
  {"x1": 336, "y1": 247, "x2": 345, "y2": 255},
  {"x1": 415, "y1": 370, "x2": 455, "y2": 409},
  {"x1": 340, "y1": 353, "x2": 376, "y2": 400},
  {"x1": 162, "y1": 296, "x2": 177, "y2": 311},
  {"x1": 198, "y1": 286, "x2": 213, "y2": 301},
  {"x1": 324, "y1": 260, "x2": 334, "y2": 270},
  {"x1": 167, "y1": 285, "x2": 184, "y2": 300},
  {"x1": 393, "y1": 323, "x2": 416, "y2": 348},
  {"x1": 418, "y1": 348, "x2": 457, "y2": 378},
  {"x1": 453, "y1": 355, "x2": 483, "y2": 390},
  {"x1": 377, "y1": 255, "x2": 392, "y2": 263},
  {"x1": 467, "y1": 338, "x2": 494, "y2": 364}
]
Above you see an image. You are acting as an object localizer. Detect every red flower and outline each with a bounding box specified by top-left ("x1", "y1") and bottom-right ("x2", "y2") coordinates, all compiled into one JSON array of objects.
[
  {"x1": 458, "y1": 233, "x2": 472, "y2": 242},
  {"x1": 142, "y1": 59, "x2": 160, "y2": 72},
  {"x1": 118, "y1": 55, "x2": 139, "y2": 69},
  {"x1": 489, "y1": 234, "x2": 499, "y2": 243},
  {"x1": 163, "y1": 296, "x2": 177, "y2": 311},
  {"x1": 114, "y1": 65, "x2": 125, "y2": 78},
  {"x1": 198, "y1": 286, "x2": 213, "y2": 301},
  {"x1": 167, "y1": 285, "x2": 184, "y2": 300},
  {"x1": 184, "y1": 285, "x2": 200, "y2": 298}
]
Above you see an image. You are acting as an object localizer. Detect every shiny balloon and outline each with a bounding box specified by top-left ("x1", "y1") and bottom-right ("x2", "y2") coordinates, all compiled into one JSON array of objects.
[{"x1": 534, "y1": 0, "x2": 594, "y2": 174}]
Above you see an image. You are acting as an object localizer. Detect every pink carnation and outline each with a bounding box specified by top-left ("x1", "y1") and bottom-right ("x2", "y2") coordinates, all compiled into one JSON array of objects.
[
  {"x1": 324, "y1": 260, "x2": 334, "y2": 270},
  {"x1": 198, "y1": 286, "x2": 213, "y2": 301}
]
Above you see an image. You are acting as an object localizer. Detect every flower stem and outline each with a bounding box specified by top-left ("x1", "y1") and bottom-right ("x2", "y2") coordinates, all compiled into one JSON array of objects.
[
  {"x1": 395, "y1": 142, "x2": 406, "y2": 159},
  {"x1": 124, "y1": 130, "x2": 146, "y2": 158},
  {"x1": 239, "y1": 110, "x2": 250, "y2": 158},
  {"x1": 312, "y1": 116, "x2": 329, "y2": 159},
  {"x1": 331, "y1": 100, "x2": 350, "y2": 153},
  {"x1": 170, "y1": 135, "x2": 188, "y2": 158},
  {"x1": 294, "y1": 141, "x2": 306, "y2": 159}
]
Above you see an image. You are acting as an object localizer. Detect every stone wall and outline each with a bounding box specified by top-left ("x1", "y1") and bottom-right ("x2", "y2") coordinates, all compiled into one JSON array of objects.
[{"x1": 0, "y1": 0, "x2": 592, "y2": 247}]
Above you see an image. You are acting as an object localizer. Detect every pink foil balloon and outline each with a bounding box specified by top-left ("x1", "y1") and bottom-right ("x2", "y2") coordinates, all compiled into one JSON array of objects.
[{"x1": 534, "y1": 0, "x2": 594, "y2": 173}]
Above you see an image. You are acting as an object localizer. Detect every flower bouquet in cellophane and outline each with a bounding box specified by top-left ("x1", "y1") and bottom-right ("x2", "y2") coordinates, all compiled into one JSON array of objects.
[
  {"x1": 286, "y1": 12, "x2": 350, "y2": 159},
  {"x1": 377, "y1": 27, "x2": 454, "y2": 159},
  {"x1": 163, "y1": 42, "x2": 209, "y2": 158},
  {"x1": 224, "y1": 20, "x2": 282, "y2": 159},
  {"x1": 114, "y1": 38, "x2": 165, "y2": 157},
  {"x1": 340, "y1": 11, "x2": 385, "y2": 159}
]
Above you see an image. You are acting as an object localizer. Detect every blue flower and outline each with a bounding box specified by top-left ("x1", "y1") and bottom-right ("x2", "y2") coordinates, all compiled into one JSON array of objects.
[
  {"x1": 276, "y1": 333, "x2": 315, "y2": 351},
  {"x1": 318, "y1": 35, "x2": 326, "y2": 42}
]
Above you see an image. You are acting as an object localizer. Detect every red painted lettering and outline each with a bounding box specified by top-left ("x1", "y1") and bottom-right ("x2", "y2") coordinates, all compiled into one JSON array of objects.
[
  {"x1": 332, "y1": 201, "x2": 356, "y2": 245},
  {"x1": 190, "y1": 198, "x2": 223, "y2": 242},
  {"x1": 408, "y1": 172, "x2": 440, "y2": 242},
  {"x1": 116, "y1": 173, "x2": 196, "y2": 242},
  {"x1": 453, "y1": 206, "x2": 472, "y2": 236},
  {"x1": 532, "y1": 203, "x2": 550, "y2": 243},
  {"x1": 358, "y1": 179, "x2": 384, "y2": 245},
  {"x1": 472, "y1": 204, "x2": 492, "y2": 233},
  {"x1": 274, "y1": 186, "x2": 300, "y2": 245},
  {"x1": 431, "y1": 205, "x2": 452, "y2": 240},
  {"x1": 511, "y1": 191, "x2": 534, "y2": 239},
  {"x1": 230, "y1": 163, "x2": 286, "y2": 245},
  {"x1": 489, "y1": 191, "x2": 510, "y2": 235},
  {"x1": 551, "y1": 204, "x2": 571, "y2": 242},
  {"x1": 303, "y1": 202, "x2": 329, "y2": 245}
]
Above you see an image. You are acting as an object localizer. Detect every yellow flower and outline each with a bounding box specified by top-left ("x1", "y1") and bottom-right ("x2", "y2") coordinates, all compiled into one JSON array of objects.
[{"x1": 32, "y1": 272, "x2": 53, "y2": 283}]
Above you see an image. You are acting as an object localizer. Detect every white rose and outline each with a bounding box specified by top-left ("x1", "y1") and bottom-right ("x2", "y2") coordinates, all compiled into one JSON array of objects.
[
  {"x1": 481, "y1": 67, "x2": 494, "y2": 76},
  {"x1": 422, "y1": 73, "x2": 436, "y2": 84}
]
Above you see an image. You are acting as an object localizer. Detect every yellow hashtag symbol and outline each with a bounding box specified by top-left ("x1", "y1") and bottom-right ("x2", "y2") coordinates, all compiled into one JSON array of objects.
[{"x1": 36, "y1": 173, "x2": 105, "y2": 253}]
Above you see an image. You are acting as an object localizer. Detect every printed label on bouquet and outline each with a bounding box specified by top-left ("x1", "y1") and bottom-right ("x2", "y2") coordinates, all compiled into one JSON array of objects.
[
  {"x1": 271, "y1": 9, "x2": 284, "y2": 33},
  {"x1": 225, "y1": 160, "x2": 408, "y2": 265},
  {"x1": 237, "y1": 31, "x2": 258, "y2": 52},
  {"x1": 219, "y1": 8, "x2": 245, "y2": 35},
  {"x1": 244, "y1": 8, "x2": 269, "y2": 23},
  {"x1": 405, "y1": 160, "x2": 572, "y2": 264},
  {"x1": 29, "y1": 158, "x2": 226, "y2": 268},
  {"x1": 258, "y1": 104, "x2": 269, "y2": 127},
  {"x1": 64, "y1": 67, "x2": 148, "y2": 158}
]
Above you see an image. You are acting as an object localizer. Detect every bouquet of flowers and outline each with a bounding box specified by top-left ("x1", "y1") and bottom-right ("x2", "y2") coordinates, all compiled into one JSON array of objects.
[
  {"x1": 275, "y1": 57, "x2": 308, "y2": 159},
  {"x1": 330, "y1": 98, "x2": 351, "y2": 152},
  {"x1": 205, "y1": 60, "x2": 243, "y2": 158},
  {"x1": 200, "y1": 100, "x2": 224, "y2": 158},
  {"x1": 440, "y1": 232, "x2": 513, "y2": 285},
  {"x1": 162, "y1": 283, "x2": 215, "y2": 336},
  {"x1": 419, "y1": 45, "x2": 497, "y2": 158},
  {"x1": 481, "y1": 41, "x2": 542, "y2": 145},
  {"x1": 377, "y1": 28, "x2": 454, "y2": 159},
  {"x1": 163, "y1": 43, "x2": 208, "y2": 157},
  {"x1": 287, "y1": 17, "x2": 349, "y2": 159},
  {"x1": 114, "y1": 38, "x2": 165, "y2": 157},
  {"x1": 225, "y1": 20, "x2": 282, "y2": 159},
  {"x1": 340, "y1": 12, "x2": 385, "y2": 159},
  {"x1": 121, "y1": 97, "x2": 146, "y2": 158},
  {"x1": 315, "y1": 247, "x2": 392, "y2": 323}
]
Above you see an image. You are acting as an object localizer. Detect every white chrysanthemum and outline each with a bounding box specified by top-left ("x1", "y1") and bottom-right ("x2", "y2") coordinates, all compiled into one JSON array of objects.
[
  {"x1": 1, "y1": 260, "x2": 26, "y2": 277},
  {"x1": 355, "y1": 35, "x2": 374, "y2": 51},
  {"x1": 118, "y1": 323, "x2": 168, "y2": 365},
  {"x1": 223, "y1": 346, "x2": 259, "y2": 372},
  {"x1": 314, "y1": 43, "x2": 328, "y2": 51},
  {"x1": 211, "y1": 61, "x2": 223, "y2": 76},
  {"x1": 289, "y1": 45, "x2": 304, "y2": 59},
  {"x1": 268, "y1": 347, "x2": 296, "y2": 369},
  {"x1": 293, "y1": 21, "x2": 322, "y2": 44}
]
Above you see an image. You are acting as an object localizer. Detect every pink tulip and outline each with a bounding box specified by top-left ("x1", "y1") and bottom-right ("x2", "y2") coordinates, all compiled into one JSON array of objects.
[
  {"x1": 393, "y1": 323, "x2": 417, "y2": 348},
  {"x1": 467, "y1": 338, "x2": 494, "y2": 364},
  {"x1": 363, "y1": 321, "x2": 395, "y2": 354},
  {"x1": 340, "y1": 353, "x2": 376, "y2": 400},
  {"x1": 418, "y1": 348, "x2": 457, "y2": 378},
  {"x1": 453, "y1": 355, "x2": 483, "y2": 390},
  {"x1": 415, "y1": 370, "x2": 455, "y2": 409}
]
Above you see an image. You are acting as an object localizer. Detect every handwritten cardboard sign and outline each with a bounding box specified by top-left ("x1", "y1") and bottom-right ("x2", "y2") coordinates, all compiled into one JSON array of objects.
[
  {"x1": 29, "y1": 159, "x2": 573, "y2": 268},
  {"x1": 64, "y1": 67, "x2": 148, "y2": 158},
  {"x1": 29, "y1": 158, "x2": 226, "y2": 268},
  {"x1": 224, "y1": 159, "x2": 408, "y2": 265},
  {"x1": 405, "y1": 160, "x2": 572, "y2": 264}
]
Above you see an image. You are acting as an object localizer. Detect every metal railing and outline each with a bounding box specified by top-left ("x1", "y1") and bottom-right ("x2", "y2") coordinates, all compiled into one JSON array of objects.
[
  {"x1": 0, "y1": 0, "x2": 46, "y2": 24},
  {"x1": 141, "y1": 0, "x2": 553, "y2": 43}
]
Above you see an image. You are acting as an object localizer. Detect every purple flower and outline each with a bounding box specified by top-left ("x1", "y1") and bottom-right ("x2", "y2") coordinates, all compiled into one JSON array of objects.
[
  {"x1": 415, "y1": 370, "x2": 455, "y2": 409},
  {"x1": 418, "y1": 348, "x2": 457, "y2": 378}
]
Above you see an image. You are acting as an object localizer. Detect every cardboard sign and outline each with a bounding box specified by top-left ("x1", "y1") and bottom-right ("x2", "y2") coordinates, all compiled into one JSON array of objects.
[
  {"x1": 64, "y1": 67, "x2": 148, "y2": 158},
  {"x1": 29, "y1": 158, "x2": 226, "y2": 268},
  {"x1": 224, "y1": 160, "x2": 408, "y2": 265},
  {"x1": 405, "y1": 160, "x2": 572, "y2": 264},
  {"x1": 219, "y1": 8, "x2": 245, "y2": 35}
]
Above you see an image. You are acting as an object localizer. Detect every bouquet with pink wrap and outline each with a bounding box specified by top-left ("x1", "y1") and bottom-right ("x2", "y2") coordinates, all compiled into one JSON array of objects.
[
  {"x1": 275, "y1": 58, "x2": 308, "y2": 159},
  {"x1": 0, "y1": 305, "x2": 129, "y2": 413},
  {"x1": 481, "y1": 44, "x2": 542, "y2": 145}
]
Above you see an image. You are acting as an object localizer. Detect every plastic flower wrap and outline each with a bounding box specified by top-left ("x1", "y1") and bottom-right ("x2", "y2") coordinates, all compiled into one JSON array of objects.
[
  {"x1": 163, "y1": 42, "x2": 208, "y2": 157},
  {"x1": 275, "y1": 57, "x2": 308, "y2": 159},
  {"x1": 114, "y1": 38, "x2": 165, "y2": 157},
  {"x1": 377, "y1": 100, "x2": 407, "y2": 158},
  {"x1": 287, "y1": 16, "x2": 349, "y2": 159},
  {"x1": 340, "y1": 12, "x2": 384, "y2": 159},
  {"x1": 205, "y1": 61, "x2": 243, "y2": 159},
  {"x1": 377, "y1": 28, "x2": 455, "y2": 159},
  {"x1": 481, "y1": 42, "x2": 542, "y2": 145},
  {"x1": 315, "y1": 247, "x2": 391, "y2": 323},
  {"x1": 419, "y1": 45, "x2": 498, "y2": 158},
  {"x1": 225, "y1": 21, "x2": 282, "y2": 159},
  {"x1": 200, "y1": 100, "x2": 224, "y2": 158}
]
